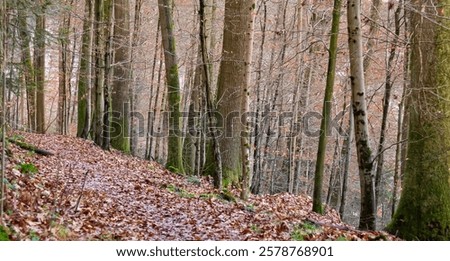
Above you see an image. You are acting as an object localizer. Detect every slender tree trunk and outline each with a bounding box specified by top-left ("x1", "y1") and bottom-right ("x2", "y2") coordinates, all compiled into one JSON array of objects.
[
  {"x1": 312, "y1": 0, "x2": 342, "y2": 214},
  {"x1": 199, "y1": 0, "x2": 224, "y2": 189},
  {"x1": 251, "y1": 1, "x2": 267, "y2": 194},
  {"x1": 111, "y1": 0, "x2": 131, "y2": 152},
  {"x1": 146, "y1": 21, "x2": 160, "y2": 160},
  {"x1": 347, "y1": 0, "x2": 376, "y2": 230},
  {"x1": 77, "y1": 0, "x2": 93, "y2": 138},
  {"x1": 154, "y1": 49, "x2": 165, "y2": 163},
  {"x1": 130, "y1": 0, "x2": 143, "y2": 156},
  {"x1": 374, "y1": 2, "x2": 401, "y2": 210},
  {"x1": 339, "y1": 111, "x2": 353, "y2": 219},
  {"x1": 58, "y1": 6, "x2": 73, "y2": 135},
  {"x1": 102, "y1": 0, "x2": 113, "y2": 150},
  {"x1": 92, "y1": 0, "x2": 106, "y2": 146},
  {"x1": 18, "y1": 7, "x2": 36, "y2": 132},
  {"x1": 0, "y1": 0, "x2": 7, "y2": 221},
  {"x1": 158, "y1": 0, "x2": 184, "y2": 173},
  {"x1": 288, "y1": 0, "x2": 306, "y2": 194},
  {"x1": 35, "y1": 1, "x2": 46, "y2": 134},
  {"x1": 391, "y1": 80, "x2": 405, "y2": 218}
]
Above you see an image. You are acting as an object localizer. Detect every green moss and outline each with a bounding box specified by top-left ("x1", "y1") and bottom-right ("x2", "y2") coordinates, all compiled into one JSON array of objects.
[
  {"x1": 291, "y1": 221, "x2": 321, "y2": 241},
  {"x1": 110, "y1": 116, "x2": 130, "y2": 153},
  {"x1": 223, "y1": 167, "x2": 240, "y2": 188},
  {"x1": 165, "y1": 184, "x2": 195, "y2": 198},
  {"x1": 165, "y1": 64, "x2": 184, "y2": 174},
  {"x1": 0, "y1": 226, "x2": 10, "y2": 241},
  {"x1": 388, "y1": 5, "x2": 450, "y2": 240},
  {"x1": 16, "y1": 162, "x2": 38, "y2": 175}
]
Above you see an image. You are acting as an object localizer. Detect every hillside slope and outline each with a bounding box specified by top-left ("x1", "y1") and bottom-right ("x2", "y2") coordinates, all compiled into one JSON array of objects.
[{"x1": 1, "y1": 132, "x2": 395, "y2": 240}]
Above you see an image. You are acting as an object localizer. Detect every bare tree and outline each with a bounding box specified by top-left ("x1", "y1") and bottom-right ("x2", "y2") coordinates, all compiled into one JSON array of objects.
[
  {"x1": 347, "y1": 0, "x2": 376, "y2": 230},
  {"x1": 158, "y1": 0, "x2": 184, "y2": 173}
]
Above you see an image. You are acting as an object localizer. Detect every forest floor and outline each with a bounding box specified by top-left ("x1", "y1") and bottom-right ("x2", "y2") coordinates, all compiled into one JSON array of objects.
[{"x1": 1, "y1": 131, "x2": 397, "y2": 241}]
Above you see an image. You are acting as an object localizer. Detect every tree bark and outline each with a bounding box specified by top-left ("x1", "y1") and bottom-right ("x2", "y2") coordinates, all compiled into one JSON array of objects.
[
  {"x1": 77, "y1": 0, "x2": 93, "y2": 138},
  {"x1": 111, "y1": 0, "x2": 131, "y2": 152},
  {"x1": 18, "y1": 7, "x2": 36, "y2": 132},
  {"x1": 347, "y1": 0, "x2": 376, "y2": 230},
  {"x1": 312, "y1": 0, "x2": 342, "y2": 214},
  {"x1": 214, "y1": 0, "x2": 256, "y2": 187},
  {"x1": 35, "y1": 0, "x2": 46, "y2": 134},
  {"x1": 374, "y1": 2, "x2": 401, "y2": 210},
  {"x1": 158, "y1": 0, "x2": 184, "y2": 173},
  {"x1": 388, "y1": 0, "x2": 450, "y2": 240}
]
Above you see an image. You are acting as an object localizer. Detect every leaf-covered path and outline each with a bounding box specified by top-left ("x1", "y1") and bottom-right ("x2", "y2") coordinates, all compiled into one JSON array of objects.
[{"x1": 2, "y1": 132, "x2": 396, "y2": 240}]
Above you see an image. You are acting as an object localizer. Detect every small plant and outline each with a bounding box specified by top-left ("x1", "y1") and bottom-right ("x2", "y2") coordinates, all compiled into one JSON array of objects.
[
  {"x1": 0, "y1": 226, "x2": 10, "y2": 241},
  {"x1": 245, "y1": 204, "x2": 255, "y2": 212},
  {"x1": 10, "y1": 134, "x2": 25, "y2": 142},
  {"x1": 179, "y1": 191, "x2": 195, "y2": 198},
  {"x1": 165, "y1": 184, "x2": 179, "y2": 193},
  {"x1": 336, "y1": 236, "x2": 348, "y2": 241},
  {"x1": 98, "y1": 233, "x2": 118, "y2": 241},
  {"x1": 199, "y1": 193, "x2": 215, "y2": 199},
  {"x1": 291, "y1": 221, "x2": 320, "y2": 241},
  {"x1": 187, "y1": 176, "x2": 201, "y2": 186},
  {"x1": 17, "y1": 162, "x2": 38, "y2": 175},
  {"x1": 167, "y1": 166, "x2": 181, "y2": 174},
  {"x1": 165, "y1": 184, "x2": 195, "y2": 198},
  {"x1": 250, "y1": 224, "x2": 261, "y2": 233},
  {"x1": 301, "y1": 221, "x2": 318, "y2": 232},
  {"x1": 29, "y1": 230, "x2": 40, "y2": 241},
  {"x1": 56, "y1": 225, "x2": 70, "y2": 240}
]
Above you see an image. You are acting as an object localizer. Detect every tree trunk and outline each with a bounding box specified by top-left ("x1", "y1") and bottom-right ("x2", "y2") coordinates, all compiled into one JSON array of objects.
[
  {"x1": 77, "y1": 0, "x2": 93, "y2": 138},
  {"x1": 111, "y1": 0, "x2": 131, "y2": 152},
  {"x1": 388, "y1": 0, "x2": 450, "y2": 240},
  {"x1": 0, "y1": 0, "x2": 6, "y2": 220},
  {"x1": 35, "y1": 1, "x2": 46, "y2": 134},
  {"x1": 146, "y1": 21, "x2": 161, "y2": 160},
  {"x1": 18, "y1": 7, "x2": 36, "y2": 132},
  {"x1": 312, "y1": 0, "x2": 342, "y2": 214},
  {"x1": 199, "y1": 0, "x2": 224, "y2": 189},
  {"x1": 374, "y1": 2, "x2": 401, "y2": 211},
  {"x1": 92, "y1": 0, "x2": 106, "y2": 147},
  {"x1": 251, "y1": 1, "x2": 267, "y2": 194},
  {"x1": 339, "y1": 110, "x2": 353, "y2": 219},
  {"x1": 58, "y1": 7, "x2": 72, "y2": 135},
  {"x1": 158, "y1": 0, "x2": 184, "y2": 173},
  {"x1": 130, "y1": 0, "x2": 143, "y2": 156},
  {"x1": 213, "y1": 0, "x2": 255, "y2": 187},
  {"x1": 347, "y1": 0, "x2": 376, "y2": 230},
  {"x1": 102, "y1": 0, "x2": 113, "y2": 150}
]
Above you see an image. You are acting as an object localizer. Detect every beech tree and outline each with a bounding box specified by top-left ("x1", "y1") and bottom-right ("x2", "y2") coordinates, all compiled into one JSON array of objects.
[
  {"x1": 35, "y1": 0, "x2": 46, "y2": 134},
  {"x1": 111, "y1": 0, "x2": 131, "y2": 152},
  {"x1": 77, "y1": 0, "x2": 93, "y2": 138},
  {"x1": 347, "y1": 0, "x2": 376, "y2": 230},
  {"x1": 209, "y1": 0, "x2": 256, "y2": 187},
  {"x1": 388, "y1": 0, "x2": 450, "y2": 240},
  {"x1": 158, "y1": 0, "x2": 184, "y2": 173},
  {"x1": 312, "y1": 0, "x2": 342, "y2": 214}
]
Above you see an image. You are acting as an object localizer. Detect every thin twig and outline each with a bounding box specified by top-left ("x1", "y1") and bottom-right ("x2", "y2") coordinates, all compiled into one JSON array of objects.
[
  {"x1": 371, "y1": 139, "x2": 408, "y2": 164},
  {"x1": 74, "y1": 171, "x2": 89, "y2": 212}
]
